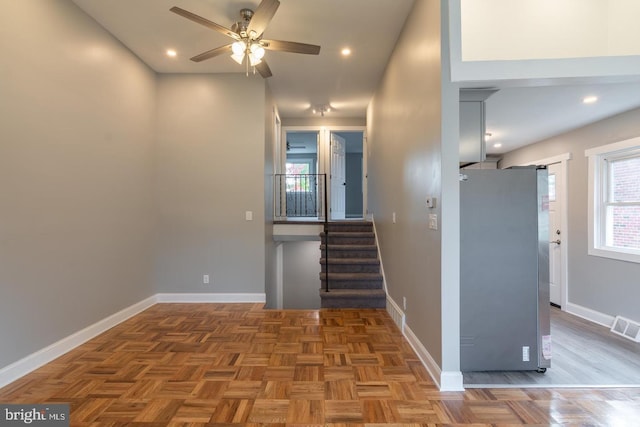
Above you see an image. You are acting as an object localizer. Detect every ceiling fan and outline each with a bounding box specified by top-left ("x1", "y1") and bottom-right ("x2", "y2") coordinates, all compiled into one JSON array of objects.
[
  {"x1": 170, "y1": 0, "x2": 321, "y2": 78},
  {"x1": 286, "y1": 141, "x2": 305, "y2": 151}
]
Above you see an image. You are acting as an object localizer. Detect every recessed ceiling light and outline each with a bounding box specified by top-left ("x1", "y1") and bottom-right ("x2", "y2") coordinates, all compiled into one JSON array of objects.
[
  {"x1": 341, "y1": 47, "x2": 351, "y2": 57},
  {"x1": 583, "y1": 96, "x2": 598, "y2": 104},
  {"x1": 166, "y1": 49, "x2": 177, "y2": 58},
  {"x1": 493, "y1": 143, "x2": 502, "y2": 148}
]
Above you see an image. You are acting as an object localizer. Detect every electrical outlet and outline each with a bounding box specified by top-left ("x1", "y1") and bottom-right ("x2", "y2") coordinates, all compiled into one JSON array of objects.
[
  {"x1": 203, "y1": 274, "x2": 209, "y2": 284},
  {"x1": 522, "y1": 346, "x2": 530, "y2": 362},
  {"x1": 402, "y1": 297, "x2": 407, "y2": 311}
]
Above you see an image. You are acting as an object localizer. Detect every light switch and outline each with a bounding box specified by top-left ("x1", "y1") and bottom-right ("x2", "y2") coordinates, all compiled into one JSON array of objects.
[
  {"x1": 428, "y1": 214, "x2": 438, "y2": 230},
  {"x1": 426, "y1": 197, "x2": 436, "y2": 208},
  {"x1": 392, "y1": 212, "x2": 396, "y2": 224},
  {"x1": 245, "y1": 211, "x2": 253, "y2": 221}
]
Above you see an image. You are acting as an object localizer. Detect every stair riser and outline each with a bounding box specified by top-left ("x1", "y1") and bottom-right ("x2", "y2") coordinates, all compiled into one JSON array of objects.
[
  {"x1": 321, "y1": 249, "x2": 378, "y2": 259},
  {"x1": 320, "y1": 297, "x2": 386, "y2": 309},
  {"x1": 326, "y1": 225, "x2": 373, "y2": 233},
  {"x1": 322, "y1": 236, "x2": 375, "y2": 245},
  {"x1": 320, "y1": 280, "x2": 383, "y2": 290},
  {"x1": 321, "y1": 264, "x2": 380, "y2": 273}
]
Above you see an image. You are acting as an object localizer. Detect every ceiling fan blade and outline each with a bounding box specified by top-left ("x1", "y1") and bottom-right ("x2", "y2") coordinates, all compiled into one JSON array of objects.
[
  {"x1": 262, "y1": 39, "x2": 321, "y2": 55},
  {"x1": 246, "y1": 0, "x2": 280, "y2": 37},
  {"x1": 255, "y1": 60, "x2": 273, "y2": 78},
  {"x1": 170, "y1": 6, "x2": 239, "y2": 40},
  {"x1": 190, "y1": 44, "x2": 233, "y2": 62}
]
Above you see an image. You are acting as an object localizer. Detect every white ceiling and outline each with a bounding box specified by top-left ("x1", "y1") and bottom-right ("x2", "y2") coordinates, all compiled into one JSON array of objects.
[
  {"x1": 72, "y1": 0, "x2": 415, "y2": 119},
  {"x1": 71, "y1": 0, "x2": 640, "y2": 155},
  {"x1": 485, "y1": 81, "x2": 640, "y2": 155}
]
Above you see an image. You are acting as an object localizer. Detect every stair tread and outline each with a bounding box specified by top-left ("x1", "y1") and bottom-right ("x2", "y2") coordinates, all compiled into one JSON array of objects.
[
  {"x1": 320, "y1": 231, "x2": 374, "y2": 236},
  {"x1": 319, "y1": 289, "x2": 386, "y2": 298},
  {"x1": 327, "y1": 221, "x2": 372, "y2": 225},
  {"x1": 320, "y1": 244, "x2": 377, "y2": 249},
  {"x1": 320, "y1": 272, "x2": 382, "y2": 279}
]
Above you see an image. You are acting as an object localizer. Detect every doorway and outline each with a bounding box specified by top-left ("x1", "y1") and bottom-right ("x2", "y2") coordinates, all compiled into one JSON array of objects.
[
  {"x1": 547, "y1": 162, "x2": 564, "y2": 307},
  {"x1": 283, "y1": 131, "x2": 319, "y2": 218},
  {"x1": 281, "y1": 126, "x2": 366, "y2": 221},
  {"x1": 330, "y1": 131, "x2": 364, "y2": 220}
]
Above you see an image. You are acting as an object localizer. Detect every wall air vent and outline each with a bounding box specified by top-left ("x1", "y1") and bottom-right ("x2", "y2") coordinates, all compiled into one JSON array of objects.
[{"x1": 610, "y1": 316, "x2": 640, "y2": 342}]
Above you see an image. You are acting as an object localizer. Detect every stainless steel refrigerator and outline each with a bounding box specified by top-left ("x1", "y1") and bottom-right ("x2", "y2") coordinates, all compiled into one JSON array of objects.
[{"x1": 460, "y1": 166, "x2": 551, "y2": 372}]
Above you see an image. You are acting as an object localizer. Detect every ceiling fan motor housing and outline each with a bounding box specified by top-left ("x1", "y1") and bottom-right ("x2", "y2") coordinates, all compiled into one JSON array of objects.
[{"x1": 233, "y1": 9, "x2": 254, "y2": 37}]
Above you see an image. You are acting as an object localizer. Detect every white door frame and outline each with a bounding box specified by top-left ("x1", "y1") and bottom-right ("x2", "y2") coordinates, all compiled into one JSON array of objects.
[
  {"x1": 281, "y1": 125, "x2": 367, "y2": 219},
  {"x1": 517, "y1": 152, "x2": 571, "y2": 311}
]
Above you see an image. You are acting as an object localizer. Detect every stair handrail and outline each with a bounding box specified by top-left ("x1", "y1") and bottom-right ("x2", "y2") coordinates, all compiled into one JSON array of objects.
[{"x1": 324, "y1": 173, "x2": 329, "y2": 293}]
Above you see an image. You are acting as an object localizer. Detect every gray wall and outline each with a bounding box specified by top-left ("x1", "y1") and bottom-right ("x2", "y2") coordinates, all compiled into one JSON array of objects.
[
  {"x1": 154, "y1": 74, "x2": 266, "y2": 294},
  {"x1": 264, "y1": 91, "x2": 278, "y2": 309},
  {"x1": 367, "y1": 0, "x2": 446, "y2": 367},
  {"x1": 0, "y1": 0, "x2": 156, "y2": 366},
  {"x1": 283, "y1": 241, "x2": 321, "y2": 309},
  {"x1": 501, "y1": 107, "x2": 640, "y2": 321},
  {"x1": 346, "y1": 153, "x2": 363, "y2": 217}
]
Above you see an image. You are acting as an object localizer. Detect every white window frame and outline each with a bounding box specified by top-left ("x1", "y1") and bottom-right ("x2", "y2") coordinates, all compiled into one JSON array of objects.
[
  {"x1": 285, "y1": 158, "x2": 315, "y2": 193},
  {"x1": 586, "y1": 136, "x2": 640, "y2": 264}
]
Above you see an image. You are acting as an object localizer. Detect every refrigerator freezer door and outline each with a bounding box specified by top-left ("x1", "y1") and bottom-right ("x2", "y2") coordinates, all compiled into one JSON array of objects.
[{"x1": 460, "y1": 168, "x2": 549, "y2": 371}]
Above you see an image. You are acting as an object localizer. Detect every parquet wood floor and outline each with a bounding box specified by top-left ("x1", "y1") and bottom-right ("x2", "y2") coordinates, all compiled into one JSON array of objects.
[{"x1": 1, "y1": 303, "x2": 639, "y2": 426}]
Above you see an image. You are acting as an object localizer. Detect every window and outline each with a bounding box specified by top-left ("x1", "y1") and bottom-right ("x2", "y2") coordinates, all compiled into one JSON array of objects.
[
  {"x1": 586, "y1": 137, "x2": 640, "y2": 263},
  {"x1": 285, "y1": 161, "x2": 312, "y2": 192}
]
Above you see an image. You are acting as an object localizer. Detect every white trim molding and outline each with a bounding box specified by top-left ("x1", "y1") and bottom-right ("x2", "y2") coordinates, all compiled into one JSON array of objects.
[
  {"x1": 440, "y1": 371, "x2": 465, "y2": 392},
  {"x1": 155, "y1": 293, "x2": 266, "y2": 303},
  {"x1": 566, "y1": 302, "x2": 615, "y2": 328},
  {"x1": 586, "y1": 138, "x2": 640, "y2": 264},
  {"x1": 0, "y1": 295, "x2": 157, "y2": 389},
  {"x1": 403, "y1": 323, "x2": 464, "y2": 391},
  {"x1": 0, "y1": 293, "x2": 266, "y2": 388},
  {"x1": 517, "y1": 152, "x2": 572, "y2": 311},
  {"x1": 386, "y1": 295, "x2": 405, "y2": 333}
]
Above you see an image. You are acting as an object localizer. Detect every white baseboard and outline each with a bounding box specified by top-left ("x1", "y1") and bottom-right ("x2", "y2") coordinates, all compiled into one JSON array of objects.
[
  {"x1": 402, "y1": 322, "x2": 463, "y2": 391},
  {"x1": 566, "y1": 302, "x2": 615, "y2": 328},
  {"x1": 387, "y1": 292, "x2": 464, "y2": 391},
  {"x1": 0, "y1": 295, "x2": 157, "y2": 389},
  {"x1": 440, "y1": 370, "x2": 465, "y2": 391},
  {"x1": 0, "y1": 293, "x2": 266, "y2": 389},
  {"x1": 386, "y1": 295, "x2": 405, "y2": 332},
  {"x1": 155, "y1": 293, "x2": 266, "y2": 303}
]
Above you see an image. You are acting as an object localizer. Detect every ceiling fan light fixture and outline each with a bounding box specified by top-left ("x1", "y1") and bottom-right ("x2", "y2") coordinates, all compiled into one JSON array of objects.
[
  {"x1": 169, "y1": 0, "x2": 321, "y2": 78},
  {"x1": 250, "y1": 43, "x2": 265, "y2": 60},
  {"x1": 249, "y1": 54, "x2": 262, "y2": 67},
  {"x1": 232, "y1": 41, "x2": 246, "y2": 55},
  {"x1": 231, "y1": 51, "x2": 245, "y2": 64}
]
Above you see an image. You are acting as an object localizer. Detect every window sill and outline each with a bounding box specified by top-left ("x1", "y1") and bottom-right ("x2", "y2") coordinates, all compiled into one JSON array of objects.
[{"x1": 589, "y1": 247, "x2": 640, "y2": 264}]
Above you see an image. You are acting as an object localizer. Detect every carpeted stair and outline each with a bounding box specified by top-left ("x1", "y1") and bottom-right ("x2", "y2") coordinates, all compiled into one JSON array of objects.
[{"x1": 319, "y1": 221, "x2": 386, "y2": 308}]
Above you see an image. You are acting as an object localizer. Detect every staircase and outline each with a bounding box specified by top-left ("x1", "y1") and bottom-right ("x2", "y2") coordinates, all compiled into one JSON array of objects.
[{"x1": 319, "y1": 221, "x2": 386, "y2": 308}]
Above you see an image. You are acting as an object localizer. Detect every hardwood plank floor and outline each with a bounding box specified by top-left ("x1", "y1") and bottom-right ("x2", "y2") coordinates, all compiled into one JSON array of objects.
[
  {"x1": 464, "y1": 306, "x2": 640, "y2": 387},
  {"x1": 1, "y1": 303, "x2": 639, "y2": 425}
]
